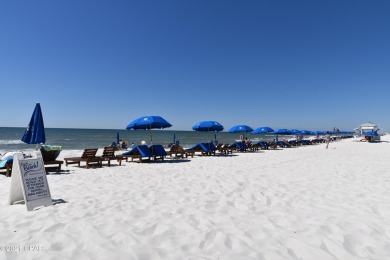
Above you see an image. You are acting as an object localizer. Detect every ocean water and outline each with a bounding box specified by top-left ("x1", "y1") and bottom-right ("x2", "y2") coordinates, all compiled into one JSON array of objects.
[{"x1": 0, "y1": 127, "x2": 275, "y2": 152}]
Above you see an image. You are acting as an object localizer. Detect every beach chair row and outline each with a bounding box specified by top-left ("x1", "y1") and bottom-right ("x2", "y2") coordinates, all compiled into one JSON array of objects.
[
  {"x1": 2, "y1": 139, "x2": 328, "y2": 176},
  {"x1": 63, "y1": 138, "x2": 329, "y2": 169}
]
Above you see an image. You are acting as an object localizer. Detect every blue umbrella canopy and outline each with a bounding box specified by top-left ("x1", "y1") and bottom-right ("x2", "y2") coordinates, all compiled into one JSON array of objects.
[
  {"x1": 126, "y1": 116, "x2": 172, "y2": 145},
  {"x1": 193, "y1": 121, "x2": 223, "y2": 145},
  {"x1": 192, "y1": 121, "x2": 224, "y2": 132},
  {"x1": 299, "y1": 130, "x2": 312, "y2": 135},
  {"x1": 228, "y1": 125, "x2": 254, "y2": 133},
  {"x1": 21, "y1": 103, "x2": 46, "y2": 146},
  {"x1": 290, "y1": 129, "x2": 301, "y2": 134},
  {"x1": 273, "y1": 129, "x2": 291, "y2": 135},
  {"x1": 126, "y1": 116, "x2": 172, "y2": 130},
  {"x1": 253, "y1": 127, "x2": 274, "y2": 134}
]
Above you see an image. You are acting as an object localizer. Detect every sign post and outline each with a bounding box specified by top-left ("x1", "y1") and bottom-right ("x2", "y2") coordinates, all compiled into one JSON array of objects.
[{"x1": 9, "y1": 152, "x2": 52, "y2": 211}]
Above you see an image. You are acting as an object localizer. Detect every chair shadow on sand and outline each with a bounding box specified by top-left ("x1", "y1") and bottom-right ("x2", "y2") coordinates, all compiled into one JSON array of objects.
[
  {"x1": 46, "y1": 169, "x2": 72, "y2": 175},
  {"x1": 10, "y1": 198, "x2": 68, "y2": 206},
  {"x1": 153, "y1": 159, "x2": 192, "y2": 164},
  {"x1": 52, "y1": 198, "x2": 68, "y2": 205},
  {"x1": 215, "y1": 153, "x2": 239, "y2": 157}
]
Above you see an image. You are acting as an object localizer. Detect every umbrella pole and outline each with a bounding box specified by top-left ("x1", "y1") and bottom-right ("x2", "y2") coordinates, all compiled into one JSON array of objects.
[
  {"x1": 149, "y1": 127, "x2": 153, "y2": 146},
  {"x1": 36, "y1": 144, "x2": 38, "y2": 151},
  {"x1": 208, "y1": 128, "x2": 210, "y2": 148}
]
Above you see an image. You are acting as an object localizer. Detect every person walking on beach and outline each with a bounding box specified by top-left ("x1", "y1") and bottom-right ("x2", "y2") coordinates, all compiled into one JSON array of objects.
[{"x1": 325, "y1": 132, "x2": 331, "y2": 149}]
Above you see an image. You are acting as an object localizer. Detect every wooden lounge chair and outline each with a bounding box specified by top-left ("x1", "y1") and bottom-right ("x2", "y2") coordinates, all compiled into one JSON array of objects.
[
  {"x1": 40, "y1": 149, "x2": 64, "y2": 172},
  {"x1": 246, "y1": 142, "x2": 259, "y2": 152},
  {"x1": 1, "y1": 150, "x2": 60, "y2": 176},
  {"x1": 225, "y1": 144, "x2": 234, "y2": 154},
  {"x1": 216, "y1": 143, "x2": 223, "y2": 153},
  {"x1": 99, "y1": 146, "x2": 123, "y2": 166},
  {"x1": 301, "y1": 140, "x2": 312, "y2": 145},
  {"x1": 216, "y1": 144, "x2": 233, "y2": 154},
  {"x1": 0, "y1": 152, "x2": 31, "y2": 177},
  {"x1": 247, "y1": 142, "x2": 260, "y2": 151},
  {"x1": 168, "y1": 144, "x2": 185, "y2": 158},
  {"x1": 0, "y1": 161, "x2": 13, "y2": 177},
  {"x1": 258, "y1": 141, "x2": 270, "y2": 150},
  {"x1": 168, "y1": 144, "x2": 194, "y2": 158},
  {"x1": 186, "y1": 143, "x2": 216, "y2": 156},
  {"x1": 64, "y1": 148, "x2": 103, "y2": 168},
  {"x1": 118, "y1": 145, "x2": 153, "y2": 163},
  {"x1": 288, "y1": 140, "x2": 300, "y2": 147},
  {"x1": 267, "y1": 141, "x2": 278, "y2": 149},
  {"x1": 179, "y1": 145, "x2": 194, "y2": 158},
  {"x1": 277, "y1": 141, "x2": 291, "y2": 148},
  {"x1": 149, "y1": 145, "x2": 167, "y2": 161},
  {"x1": 228, "y1": 142, "x2": 247, "y2": 152}
]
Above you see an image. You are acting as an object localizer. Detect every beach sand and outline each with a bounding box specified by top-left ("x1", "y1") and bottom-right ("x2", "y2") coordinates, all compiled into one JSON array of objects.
[{"x1": 1, "y1": 136, "x2": 390, "y2": 259}]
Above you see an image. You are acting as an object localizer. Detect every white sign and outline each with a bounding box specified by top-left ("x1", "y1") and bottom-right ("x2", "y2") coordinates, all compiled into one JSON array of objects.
[{"x1": 9, "y1": 152, "x2": 52, "y2": 211}]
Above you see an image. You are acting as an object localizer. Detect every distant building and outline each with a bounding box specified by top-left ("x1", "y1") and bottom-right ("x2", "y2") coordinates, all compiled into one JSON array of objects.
[
  {"x1": 355, "y1": 122, "x2": 381, "y2": 141},
  {"x1": 354, "y1": 122, "x2": 380, "y2": 134}
]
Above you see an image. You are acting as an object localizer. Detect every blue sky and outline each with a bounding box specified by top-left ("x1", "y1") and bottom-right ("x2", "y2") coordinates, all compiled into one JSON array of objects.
[{"x1": 1, "y1": 0, "x2": 389, "y2": 132}]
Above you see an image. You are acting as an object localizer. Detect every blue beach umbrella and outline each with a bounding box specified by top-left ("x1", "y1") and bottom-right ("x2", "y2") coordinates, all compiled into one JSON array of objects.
[
  {"x1": 299, "y1": 130, "x2": 312, "y2": 135},
  {"x1": 192, "y1": 121, "x2": 224, "y2": 132},
  {"x1": 173, "y1": 133, "x2": 176, "y2": 144},
  {"x1": 228, "y1": 125, "x2": 254, "y2": 140},
  {"x1": 21, "y1": 103, "x2": 46, "y2": 150},
  {"x1": 274, "y1": 129, "x2": 291, "y2": 135},
  {"x1": 289, "y1": 129, "x2": 301, "y2": 141},
  {"x1": 273, "y1": 128, "x2": 291, "y2": 142},
  {"x1": 126, "y1": 115, "x2": 172, "y2": 145},
  {"x1": 253, "y1": 127, "x2": 274, "y2": 134},
  {"x1": 116, "y1": 131, "x2": 120, "y2": 144},
  {"x1": 126, "y1": 116, "x2": 172, "y2": 130},
  {"x1": 228, "y1": 125, "x2": 254, "y2": 133},
  {"x1": 290, "y1": 129, "x2": 301, "y2": 134},
  {"x1": 192, "y1": 121, "x2": 224, "y2": 144}
]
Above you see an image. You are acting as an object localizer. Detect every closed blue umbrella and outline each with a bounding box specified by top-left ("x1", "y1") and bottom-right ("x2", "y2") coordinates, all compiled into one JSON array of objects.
[
  {"x1": 21, "y1": 103, "x2": 45, "y2": 150},
  {"x1": 173, "y1": 133, "x2": 176, "y2": 144},
  {"x1": 126, "y1": 115, "x2": 172, "y2": 145},
  {"x1": 253, "y1": 127, "x2": 274, "y2": 134},
  {"x1": 116, "y1": 131, "x2": 120, "y2": 144}
]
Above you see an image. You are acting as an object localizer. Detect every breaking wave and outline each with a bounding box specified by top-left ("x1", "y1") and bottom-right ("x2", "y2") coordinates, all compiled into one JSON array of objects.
[{"x1": 0, "y1": 140, "x2": 24, "y2": 145}]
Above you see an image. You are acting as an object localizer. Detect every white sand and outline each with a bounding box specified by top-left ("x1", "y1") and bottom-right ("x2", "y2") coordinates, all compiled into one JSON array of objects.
[{"x1": 1, "y1": 136, "x2": 390, "y2": 259}]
